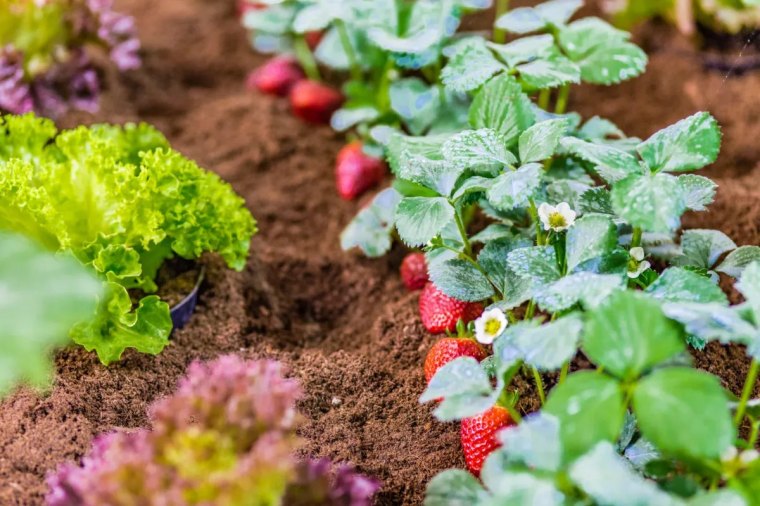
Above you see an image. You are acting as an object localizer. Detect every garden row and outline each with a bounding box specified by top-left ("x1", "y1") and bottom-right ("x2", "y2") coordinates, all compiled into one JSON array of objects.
[{"x1": 2, "y1": 0, "x2": 760, "y2": 504}]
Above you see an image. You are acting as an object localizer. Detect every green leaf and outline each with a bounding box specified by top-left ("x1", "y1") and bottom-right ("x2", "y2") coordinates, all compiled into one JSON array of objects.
[
  {"x1": 389, "y1": 78, "x2": 441, "y2": 135},
  {"x1": 678, "y1": 174, "x2": 717, "y2": 211},
  {"x1": 341, "y1": 188, "x2": 402, "y2": 257},
  {"x1": 517, "y1": 50, "x2": 581, "y2": 90},
  {"x1": 486, "y1": 163, "x2": 543, "y2": 211},
  {"x1": 537, "y1": 273, "x2": 624, "y2": 313},
  {"x1": 565, "y1": 214, "x2": 618, "y2": 273},
  {"x1": 505, "y1": 315, "x2": 584, "y2": 371},
  {"x1": 487, "y1": 35, "x2": 555, "y2": 67},
  {"x1": 536, "y1": 0, "x2": 584, "y2": 25},
  {"x1": 441, "y1": 39, "x2": 506, "y2": 93},
  {"x1": 611, "y1": 173, "x2": 686, "y2": 233},
  {"x1": 395, "y1": 197, "x2": 455, "y2": 247},
  {"x1": 496, "y1": 413, "x2": 562, "y2": 472},
  {"x1": 387, "y1": 134, "x2": 463, "y2": 196},
  {"x1": 330, "y1": 107, "x2": 381, "y2": 132},
  {"x1": 443, "y1": 129, "x2": 516, "y2": 174},
  {"x1": 717, "y1": 246, "x2": 760, "y2": 278},
  {"x1": 424, "y1": 470, "x2": 485, "y2": 506},
  {"x1": 544, "y1": 371, "x2": 625, "y2": 463},
  {"x1": 420, "y1": 357, "x2": 497, "y2": 421},
  {"x1": 558, "y1": 18, "x2": 647, "y2": 85},
  {"x1": 633, "y1": 367, "x2": 734, "y2": 461},
  {"x1": 0, "y1": 233, "x2": 101, "y2": 396},
  {"x1": 637, "y1": 112, "x2": 722, "y2": 173},
  {"x1": 519, "y1": 119, "x2": 569, "y2": 163},
  {"x1": 507, "y1": 246, "x2": 561, "y2": 291},
  {"x1": 560, "y1": 137, "x2": 640, "y2": 184},
  {"x1": 688, "y1": 491, "x2": 748, "y2": 506},
  {"x1": 672, "y1": 229, "x2": 737, "y2": 270},
  {"x1": 478, "y1": 237, "x2": 532, "y2": 296},
  {"x1": 663, "y1": 302, "x2": 757, "y2": 347},
  {"x1": 738, "y1": 262, "x2": 760, "y2": 321},
  {"x1": 583, "y1": 291, "x2": 685, "y2": 380},
  {"x1": 469, "y1": 74, "x2": 536, "y2": 146},
  {"x1": 495, "y1": 7, "x2": 546, "y2": 34},
  {"x1": 645, "y1": 267, "x2": 728, "y2": 304},
  {"x1": 429, "y1": 258, "x2": 495, "y2": 302},
  {"x1": 579, "y1": 187, "x2": 614, "y2": 215},
  {"x1": 570, "y1": 442, "x2": 681, "y2": 506}
]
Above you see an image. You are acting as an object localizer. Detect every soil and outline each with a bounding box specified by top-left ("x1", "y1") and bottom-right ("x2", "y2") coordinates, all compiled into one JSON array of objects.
[{"x1": 1, "y1": 1, "x2": 760, "y2": 504}]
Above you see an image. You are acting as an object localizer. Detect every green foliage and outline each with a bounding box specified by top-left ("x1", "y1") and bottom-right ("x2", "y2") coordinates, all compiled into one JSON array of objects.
[{"x1": 0, "y1": 114, "x2": 256, "y2": 364}]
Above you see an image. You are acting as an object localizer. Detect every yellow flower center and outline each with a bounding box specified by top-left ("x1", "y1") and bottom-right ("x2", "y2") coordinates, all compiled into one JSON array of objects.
[
  {"x1": 548, "y1": 212, "x2": 567, "y2": 229},
  {"x1": 484, "y1": 318, "x2": 502, "y2": 336}
]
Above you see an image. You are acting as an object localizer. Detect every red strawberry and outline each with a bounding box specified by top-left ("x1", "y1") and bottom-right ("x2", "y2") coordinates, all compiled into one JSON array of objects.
[
  {"x1": 424, "y1": 338, "x2": 488, "y2": 383},
  {"x1": 419, "y1": 282, "x2": 483, "y2": 334},
  {"x1": 400, "y1": 253, "x2": 429, "y2": 291},
  {"x1": 461, "y1": 406, "x2": 513, "y2": 476},
  {"x1": 335, "y1": 142, "x2": 387, "y2": 200},
  {"x1": 237, "y1": 0, "x2": 265, "y2": 18},
  {"x1": 305, "y1": 31, "x2": 324, "y2": 50},
  {"x1": 247, "y1": 56, "x2": 305, "y2": 97},
  {"x1": 289, "y1": 80, "x2": 344, "y2": 124}
]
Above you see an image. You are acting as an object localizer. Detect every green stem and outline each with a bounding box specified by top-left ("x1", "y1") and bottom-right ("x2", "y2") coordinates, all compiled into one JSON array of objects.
[
  {"x1": 453, "y1": 209, "x2": 473, "y2": 257},
  {"x1": 528, "y1": 198, "x2": 546, "y2": 246},
  {"x1": 525, "y1": 300, "x2": 536, "y2": 320},
  {"x1": 559, "y1": 361, "x2": 570, "y2": 384},
  {"x1": 293, "y1": 35, "x2": 321, "y2": 82},
  {"x1": 376, "y1": 55, "x2": 395, "y2": 113},
  {"x1": 631, "y1": 227, "x2": 643, "y2": 249},
  {"x1": 335, "y1": 19, "x2": 362, "y2": 82},
  {"x1": 750, "y1": 420, "x2": 760, "y2": 448},
  {"x1": 538, "y1": 88, "x2": 551, "y2": 110},
  {"x1": 493, "y1": 0, "x2": 510, "y2": 43},
  {"x1": 735, "y1": 359, "x2": 760, "y2": 428},
  {"x1": 554, "y1": 84, "x2": 570, "y2": 114},
  {"x1": 532, "y1": 367, "x2": 546, "y2": 405},
  {"x1": 505, "y1": 403, "x2": 522, "y2": 423}
]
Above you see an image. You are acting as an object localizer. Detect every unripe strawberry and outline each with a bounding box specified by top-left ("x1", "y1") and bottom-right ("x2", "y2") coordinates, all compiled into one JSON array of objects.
[
  {"x1": 461, "y1": 406, "x2": 513, "y2": 476},
  {"x1": 289, "y1": 80, "x2": 343, "y2": 124},
  {"x1": 246, "y1": 56, "x2": 305, "y2": 97},
  {"x1": 400, "y1": 253, "x2": 429, "y2": 291},
  {"x1": 424, "y1": 338, "x2": 488, "y2": 384},
  {"x1": 335, "y1": 142, "x2": 387, "y2": 200},
  {"x1": 419, "y1": 282, "x2": 483, "y2": 334}
]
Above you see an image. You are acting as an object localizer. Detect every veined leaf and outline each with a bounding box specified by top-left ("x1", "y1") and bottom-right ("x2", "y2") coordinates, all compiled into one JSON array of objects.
[
  {"x1": 560, "y1": 136, "x2": 640, "y2": 184},
  {"x1": 469, "y1": 74, "x2": 536, "y2": 146},
  {"x1": 517, "y1": 49, "x2": 581, "y2": 90},
  {"x1": 537, "y1": 273, "x2": 624, "y2": 313},
  {"x1": 486, "y1": 163, "x2": 543, "y2": 211},
  {"x1": 497, "y1": 413, "x2": 562, "y2": 472},
  {"x1": 507, "y1": 245, "x2": 561, "y2": 291},
  {"x1": 717, "y1": 246, "x2": 760, "y2": 278},
  {"x1": 662, "y1": 302, "x2": 758, "y2": 348},
  {"x1": 488, "y1": 35, "x2": 555, "y2": 67},
  {"x1": 519, "y1": 119, "x2": 569, "y2": 163},
  {"x1": 678, "y1": 174, "x2": 717, "y2": 211},
  {"x1": 441, "y1": 38, "x2": 506, "y2": 93},
  {"x1": 395, "y1": 197, "x2": 455, "y2": 247},
  {"x1": 429, "y1": 258, "x2": 495, "y2": 302},
  {"x1": 389, "y1": 78, "x2": 441, "y2": 136},
  {"x1": 425, "y1": 470, "x2": 486, "y2": 506},
  {"x1": 611, "y1": 172, "x2": 686, "y2": 233},
  {"x1": 443, "y1": 129, "x2": 516, "y2": 174},
  {"x1": 672, "y1": 229, "x2": 736, "y2": 270},
  {"x1": 566, "y1": 214, "x2": 618, "y2": 273},
  {"x1": 637, "y1": 112, "x2": 721, "y2": 173},
  {"x1": 504, "y1": 315, "x2": 584, "y2": 371},
  {"x1": 341, "y1": 188, "x2": 402, "y2": 257},
  {"x1": 645, "y1": 267, "x2": 727, "y2": 304}
]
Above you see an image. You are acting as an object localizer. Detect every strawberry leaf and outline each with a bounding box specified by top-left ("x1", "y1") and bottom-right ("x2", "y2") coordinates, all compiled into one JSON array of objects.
[
  {"x1": 395, "y1": 196, "x2": 455, "y2": 247},
  {"x1": 637, "y1": 112, "x2": 721, "y2": 173},
  {"x1": 389, "y1": 78, "x2": 441, "y2": 136},
  {"x1": 566, "y1": 214, "x2": 618, "y2": 273},
  {"x1": 495, "y1": 7, "x2": 547, "y2": 34},
  {"x1": 495, "y1": 413, "x2": 562, "y2": 472},
  {"x1": 441, "y1": 39, "x2": 506, "y2": 93},
  {"x1": 488, "y1": 35, "x2": 555, "y2": 67},
  {"x1": 560, "y1": 137, "x2": 640, "y2": 184},
  {"x1": 425, "y1": 470, "x2": 486, "y2": 505},
  {"x1": 421, "y1": 357, "x2": 497, "y2": 421},
  {"x1": 717, "y1": 246, "x2": 760, "y2": 278},
  {"x1": 500, "y1": 315, "x2": 584, "y2": 371},
  {"x1": 519, "y1": 119, "x2": 569, "y2": 163},
  {"x1": 544, "y1": 372, "x2": 626, "y2": 464},
  {"x1": 507, "y1": 246, "x2": 562, "y2": 290},
  {"x1": 738, "y1": 262, "x2": 760, "y2": 321},
  {"x1": 645, "y1": 267, "x2": 727, "y2": 304},
  {"x1": 672, "y1": 229, "x2": 737, "y2": 270},
  {"x1": 611, "y1": 173, "x2": 686, "y2": 233},
  {"x1": 443, "y1": 129, "x2": 517, "y2": 174},
  {"x1": 578, "y1": 187, "x2": 614, "y2": 215},
  {"x1": 583, "y1": 291, "x2": 684, "y2": 381},
  {"x1": 633, "y1": 368, "x2": 734, "y2": 461},
  {"x1": 469, "y1": 74, "x2": 536, "y2": 146},
  {"x1": 678, "y1": 174, "x2": 717, "y2": 212},
  {"x1": 341, "y1": 188, "x2": 401, "y2": 257},
  {"x1": 516, "y1": 50, "x2": 581, "y2": 90},
  {"x1": 662, "y1": 302, "x2": 758, "y2": 348},
  {"x1": 558, "y1": 18, "x2": 647, "y2": 85},
  {"x1": 536, "y1": 273, "x2": 624, "y2": 313},
  {"x1": 429, "y1": 258, "x2": 495, "y2": 302},
  {"x1": 486, "y1": 163, "x2": 543, "y2": 211}
]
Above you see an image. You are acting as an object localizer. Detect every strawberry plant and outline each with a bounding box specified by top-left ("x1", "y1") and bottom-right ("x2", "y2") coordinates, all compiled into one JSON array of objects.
[
  {"x1": 0, "y1": 231, "x2": 101, "y2": 398},
  {"x1": 0, "y1": 114, "x2": 257, "y2": 365},
  {"x1": 47, "y1": 354, "x2": 380, "y2": 506},
  {"x1": 0, "y1": 0, "x2": 140, "y2": 117}
]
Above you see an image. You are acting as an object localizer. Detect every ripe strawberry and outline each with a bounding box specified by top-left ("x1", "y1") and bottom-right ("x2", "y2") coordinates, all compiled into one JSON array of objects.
[
  {"x1": 424, "y1": 338, "x2": 488, "y2": 383},
  {"x1": 419, "y1": 282, "x2": 483, "y2": 334},
  {"x1": 461, "y1": 406, "x2": 513, "y2": 476},
  {"x1": 335, "y1": 142, "x2": 387, "y2": 200},
  {"x1": 400, "y1": 252, "x2": 429, "y2": 291},
  {"x1": 305, "y1": 31, "x2": 324, "y2": 50},
  {"x1": 289, "y1": 80, "x2": 344, "y2": 124},
  {"x1": 246, "y1": 56, "x2": 305, "y2": 97}
]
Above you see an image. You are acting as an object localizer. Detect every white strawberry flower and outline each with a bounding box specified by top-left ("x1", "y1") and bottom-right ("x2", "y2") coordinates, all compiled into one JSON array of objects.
[
  {"x1": 538, "y1": 202, "x2": 576, "y2": 232},
  {"x1": 627, "y1": 246, "x2": 651, "y2": 279},
  {"x1": 740, "y1": 449, "x2": 759, "y2": 465},
  {"x1": 474, "y1": 308, "x2": 508, "y2": 345}
]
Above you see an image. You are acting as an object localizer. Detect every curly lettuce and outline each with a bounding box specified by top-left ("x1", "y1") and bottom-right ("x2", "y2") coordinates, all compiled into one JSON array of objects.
[{"x1": 0, "y1": 114, "x2": 257, "y2": 364}]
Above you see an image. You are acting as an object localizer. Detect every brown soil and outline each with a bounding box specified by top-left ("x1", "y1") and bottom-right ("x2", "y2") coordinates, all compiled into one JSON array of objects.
[{"x1": 1, "y1": 1, "x2": 759, "y2": 505}]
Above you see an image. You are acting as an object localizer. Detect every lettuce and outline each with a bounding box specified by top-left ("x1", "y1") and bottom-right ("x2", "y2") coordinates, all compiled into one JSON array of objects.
[{"x1": 0, "y1": 114, "x2": 257, "y2": 364}]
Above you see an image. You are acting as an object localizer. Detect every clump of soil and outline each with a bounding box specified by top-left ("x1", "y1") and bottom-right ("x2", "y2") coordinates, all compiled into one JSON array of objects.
[{"x1": 1, "y1": 0, "x2": 759, "y2": 505}]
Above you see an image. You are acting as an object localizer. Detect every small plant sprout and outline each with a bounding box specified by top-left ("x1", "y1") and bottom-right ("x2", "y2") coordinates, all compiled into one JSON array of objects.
[
  {"x1": 538, "y1": 202, "x2": 577, "y2": 232},
  {"x1": 474, "y1": 308, "x2": 508, "y2": 345}
]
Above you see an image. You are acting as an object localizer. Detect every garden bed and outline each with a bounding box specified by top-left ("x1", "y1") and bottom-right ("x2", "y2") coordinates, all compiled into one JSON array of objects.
[{"x1": 1, "y1": 0, "x2": 759, "y2": 504}]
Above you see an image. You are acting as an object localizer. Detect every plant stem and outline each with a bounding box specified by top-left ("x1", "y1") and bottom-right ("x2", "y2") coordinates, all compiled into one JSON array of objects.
[
  {"x1": 453, "y1": 209, "x2": 473, "y2": 257},
  {"x1": 735, "y1": 359, "x2": 760, "y2": 428},
  {"x1": 750, "y1": 420, "x2": 760, "y2": 448},
  {"x1": 525, "y1": 300, "x2": 535, "y2": 320},
  {"x1": 538, "y1": 88, "x2": 551, "y2": 110},
  {"x1": 554, "y1": 84, "x2": 570, "y2": 114},
  {"x1": 335, "y1": 19, "x2": 362, "y2": 82},
  {"x1": 505, "y1": 403, "x2": 522, "y2": 423},
  {"x1": 631, "y1": 227, "x2": 643, "y2": 249},
  {"x1": 528, "y1": 198, "x2": 546, "y2": 246},
  {"x1": 493, "y1": 0, "x2": 510, "y2": 43},
  {"x1": 376, "y1": 55, "x2": 395, "y2": 113},
  {"x1": 532, "y1": 367, "x2": 546, "y2": 405},
  {"x1": 559, "y1": 361, "x2": 570, "y2": 384},
  {"x1": 293, "y1": 35, "x2": 321, "y2": 82}
]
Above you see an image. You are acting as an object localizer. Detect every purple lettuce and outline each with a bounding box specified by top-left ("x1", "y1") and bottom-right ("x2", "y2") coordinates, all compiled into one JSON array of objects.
[{"x1": 46, "y1": 355, "x2": 380, "y2": 506}]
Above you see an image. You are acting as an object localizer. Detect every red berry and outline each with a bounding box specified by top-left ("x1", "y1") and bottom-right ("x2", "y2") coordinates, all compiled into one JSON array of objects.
[
  {"x1": 247, "y1": 56, "x2": 305, "y2": 97},
  {"x1": 305, "y1": 31, "x2": 324, "y2": 50},
  {"x1": 461, "y1": 406, "x2": 513, "y2": 476},
  {"x1": 419, "y1": 282, "x2": 483, "y2": 334},
  {"x1": 400, "y1": 253, "x2": 429, "y2": 291},
  {"x1": 237, "y1": 0, "x2": 265, "y2": 18},
  {"x1": 289, "y1": 80, "x2": 344, "y2": 124},
  {"x1": 335, "y1": 142, "x2": 387, "y2": 200},
  {"x1": 424, "y1": 338, "x2": 488, "y2": 384}
]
